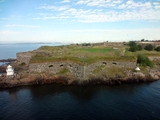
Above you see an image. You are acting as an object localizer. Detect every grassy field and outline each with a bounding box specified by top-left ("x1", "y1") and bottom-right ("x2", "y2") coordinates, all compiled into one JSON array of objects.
[{"x1": 30, "y1": 44, "x2": 159, "y2": 65}]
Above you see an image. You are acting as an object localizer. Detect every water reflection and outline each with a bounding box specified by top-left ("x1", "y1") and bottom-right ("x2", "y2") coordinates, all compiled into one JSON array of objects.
[
  {"x1": 0, "y1": 81, "x2": 160, "y2": 120},
  {"x1": 0, "y1": 82, "x2": 155, "y2": 101}
]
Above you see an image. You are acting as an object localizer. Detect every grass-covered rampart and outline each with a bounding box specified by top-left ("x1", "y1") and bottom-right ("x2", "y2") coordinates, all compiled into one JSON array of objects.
[{"x1": 30, "y1": 43, "x2": 159, "y2": 65}]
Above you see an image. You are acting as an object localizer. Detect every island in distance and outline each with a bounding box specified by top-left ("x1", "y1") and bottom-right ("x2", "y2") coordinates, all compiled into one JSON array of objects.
[{"x1": 0, "y1": 41, "x2": 160, "y2": 88}]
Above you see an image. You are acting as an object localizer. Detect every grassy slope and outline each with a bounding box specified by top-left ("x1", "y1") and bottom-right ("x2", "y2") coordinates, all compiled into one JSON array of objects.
[{"x1": 30, "y1": 44, "x2": 159, "y2": 65}]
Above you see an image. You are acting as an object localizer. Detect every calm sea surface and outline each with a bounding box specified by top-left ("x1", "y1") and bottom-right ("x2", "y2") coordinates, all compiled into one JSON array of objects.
[
  {"x1": 0, "y1": 43, "x2": 62, "y2": 59},
  {"x1": 0, "y1": 43, "x2": 160, "y2": 119}
]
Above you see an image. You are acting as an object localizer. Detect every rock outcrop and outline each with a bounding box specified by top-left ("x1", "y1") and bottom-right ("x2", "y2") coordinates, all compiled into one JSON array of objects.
[{"x1": 0, "y1": 69, "x2": 160, "y2": 88}]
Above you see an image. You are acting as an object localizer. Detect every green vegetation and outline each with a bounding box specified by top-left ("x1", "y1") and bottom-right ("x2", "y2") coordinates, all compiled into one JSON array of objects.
[
  {"x1": 137, "y1": 54, "x2": 153, "y2": 67},
  {"x1": 129, "y1": 41, "x2": 136, "y2": 47},
  {"x1": 19, "y1": 62, "x2": 26, "y2": 66},
  {"x1": 137, "y1": 45, "x2": 143, "y2": 50},
  {"x1": 128, "y1": 41, "x2": 143, "y2": 52},
  {"x1": 155, "y1": 46, "x2": 160, "y2": 51},
  {"x1": 144, "y1": 44, "x2": 154, "y2": 51},
  {"x1": 58, "y1": 68, "x2": 69, "y2": 74},
  {"x1": 30, "y1": 42, "x2": 159, "y2": 66},
  {"x1": 82, "y1": 43, "x2": 91, "y2": 46},
  {"x1": 93, "y1": 66, "x2": 132, "y2": 78}
]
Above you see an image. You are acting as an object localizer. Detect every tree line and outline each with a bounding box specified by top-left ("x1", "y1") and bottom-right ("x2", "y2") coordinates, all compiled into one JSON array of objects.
[{"x1": 128, "y1": 41, "x2": 160, "y2": 52}]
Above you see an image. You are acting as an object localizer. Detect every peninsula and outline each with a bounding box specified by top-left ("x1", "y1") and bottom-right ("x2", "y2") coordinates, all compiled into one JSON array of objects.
[{"x1": 0, "y1": 41, "x2": 160, "y2": 88}]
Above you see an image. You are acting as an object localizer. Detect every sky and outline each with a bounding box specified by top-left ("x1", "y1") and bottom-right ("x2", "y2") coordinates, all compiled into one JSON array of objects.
[{"x1": 0, "y1": 0, "x2": 160, "y2": 43}]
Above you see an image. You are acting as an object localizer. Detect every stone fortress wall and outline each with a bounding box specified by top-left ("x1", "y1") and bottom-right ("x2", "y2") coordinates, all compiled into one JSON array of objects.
[
  {"x1": 16, "y1": 50, "x2": 52, "y2": 65},
  {"x1": 29, "y1": 61, "x2": 136, "y2": 80},
  {"x1": 17, "y1": 50, "x2": 159, "y2": 80},
  {"x1": 16, "y1": 52, "x2": 34, "y2": 65}
]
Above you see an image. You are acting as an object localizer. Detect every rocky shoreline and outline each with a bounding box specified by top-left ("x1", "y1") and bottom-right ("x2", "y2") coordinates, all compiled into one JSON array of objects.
[
  {"x1": 0, "y1": 64, "x2": 160, "y2": 88},
  {"x1": 0, "y1": 56, "x2": 160, "y2": 89}
]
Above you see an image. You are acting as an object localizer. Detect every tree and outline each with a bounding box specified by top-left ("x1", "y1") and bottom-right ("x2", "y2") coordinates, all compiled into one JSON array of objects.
[
  {"x1": 155, "y1": 46, "x2": 160, "y2": 51},
  {"x1": 129, "y1": 46, "x2": 137, "y2": 52},
  {"x1": 137, "y1": 54, "x2": 153, "y2": 67},
  {"x1": 137, "y1": 45, "x2": 143, "y2": 50},
  {"x1": 144, "y1": 44, "x2": 154, "y2": 51},
  {"x1": 129, "y1": 41, "x2": 136, "y2": 47}
]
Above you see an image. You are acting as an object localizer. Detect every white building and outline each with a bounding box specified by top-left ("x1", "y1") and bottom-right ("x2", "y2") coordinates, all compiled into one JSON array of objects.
[{"x1": 6, "y1": 65, "x2": 14, "y2": 76}]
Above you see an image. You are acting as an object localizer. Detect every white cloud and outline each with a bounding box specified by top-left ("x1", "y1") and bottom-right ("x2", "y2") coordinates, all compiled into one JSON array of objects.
[
  {"x1": 112, "y1": 0, "x2": 123, "y2": 4},
  {"x1": 76, "y1": 0, "x2": 90, "y2": 5},
  {"x1": 33, "y1": 17, "x2": 41, "y2": 20},
  {"x1": 1, "y1": 28, "x2": 160, "y2": 43},
  {"x1": 38, "y1": 4, "x2": 69, "y2": 11},
  {"x1": 5, "y1": 24, "x2": 40, "y2": 28},
  {"x1": 153, "y1": 1, "x2": 160, "y2": 9},
  {"x1": 153, "y1": 2, "x2": 159, "y2": 5},
  {"x1": 155, "y1": 5, "x2": 160, "y2": 9},
  {"x1": 118, "y1": 1, "x2": 152, "y2": 9},
  {"x1": 0, "y1": 30, "x2": 20, "y2": 35},
  {"x1": 61, "y1": 0, "x2": 70, "y2": 3},
  {"x1": 36, "y1": 0, "x2": 160, "y2": 23},
  {"x1": 38, "y1": 4, "x2": 56, "y2": 10},
  {"x1": 62, "y1": 7, "x2": 160, "y2": 22},
  {"x1": 76, "y1": 0, "x2": 153, "y2": 9}
]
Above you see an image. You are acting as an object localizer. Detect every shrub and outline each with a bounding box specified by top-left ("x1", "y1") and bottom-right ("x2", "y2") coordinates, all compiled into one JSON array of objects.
[
  {"x1": 137, "y1": 45, "x2": 143, "y2": 50},
  {"x1": 128, "y1": 41, "x2": 142, "y2": 52},
  {"x1": 137, "y1": 54, "x2": 153, "y2": 67},
  {"x1": 58, "y1": 68, "x2": 69, "y2": 74},
  {"x1": 129, "y1": 41, "x2": 136, "y2": 47},
  {"x1": 155, "y1": 46, "x2": 160, "y2": 51},
  {"x1": 129, "y1": 46, "x2": 137, "y2": 52},
  {"x1": 19, "y1": 62, "x2": 26, "y2": 66},
  {"x1": 144, "y1": 44, "x2": 154, "y2": 51}
]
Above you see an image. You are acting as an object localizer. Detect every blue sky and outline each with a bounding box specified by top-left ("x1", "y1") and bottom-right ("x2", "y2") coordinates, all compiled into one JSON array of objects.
[{"x1": 0, "y1": 0, "x2": 160, "y2": 43}]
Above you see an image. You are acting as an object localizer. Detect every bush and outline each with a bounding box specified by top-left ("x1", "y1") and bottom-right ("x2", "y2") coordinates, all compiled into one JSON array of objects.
[
  {"x1": 128, "y1": 41, "x2": 142, "y2": 52},
  {"x1": 19, "y1": 62, "x2": 26, "y2": 66},
  {"x1": 129, "y1": 46, "x2": 137, "y2": 52},
  {"x1": 144, "y1": 44, "x2": 154, "y2": 51},
  {"x1": 129, "y1": 41, "x2": 136, "y2": 47},
  {"x1": 137, "y1": 54, "x2": 153, "y2": 67},
  {"x1": 155, "y1": 46, "x2": 160, "y2": 51},
  {"x1": 137, "y1": 45, "x2": 143, "y2": 50}
]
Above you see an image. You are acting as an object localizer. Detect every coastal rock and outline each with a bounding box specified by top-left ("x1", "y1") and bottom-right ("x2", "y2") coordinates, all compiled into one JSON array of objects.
[
  {"x1": 0, "y1": 59, "x2": 160, "y2": 88},
  {"x1": 0, "y1": 66, "x2": 6, "y2": 73},
  {"x1": 0, "y1": 69, "x2": 159, "y2": 88}
]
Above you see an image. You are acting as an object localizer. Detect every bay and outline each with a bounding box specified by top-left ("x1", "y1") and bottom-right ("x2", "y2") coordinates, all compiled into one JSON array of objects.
[{"x1": 0, "y1": 42, "x2": 64, "y2": 59}]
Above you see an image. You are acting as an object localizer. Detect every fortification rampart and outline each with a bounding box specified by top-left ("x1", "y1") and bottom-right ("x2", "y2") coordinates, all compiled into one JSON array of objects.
[
  {"x1": 16, "y1": 50, "x2": 52, "y2": 65},
  {"x1": 16, "y1": 52, "x2": 34, "y2": 65},
  {"x1": 29, "y1": 61, "x2": 136, "y2": 80}
]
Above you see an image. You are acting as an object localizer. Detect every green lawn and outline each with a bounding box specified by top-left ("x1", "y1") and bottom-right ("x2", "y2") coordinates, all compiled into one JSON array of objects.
[{"x1": 30, "y1": 44, "x2": 159, "y2": 65}]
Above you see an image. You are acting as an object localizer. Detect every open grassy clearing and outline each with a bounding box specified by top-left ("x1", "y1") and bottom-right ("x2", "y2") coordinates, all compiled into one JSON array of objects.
[{"x1": 30, "y1": 44, "x2": 159, "y2": 64}]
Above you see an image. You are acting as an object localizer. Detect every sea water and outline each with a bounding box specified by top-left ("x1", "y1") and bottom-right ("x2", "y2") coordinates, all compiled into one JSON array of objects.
[
  {"x1": 0, "y1": 43, "x2": 160, "y2": 119},
  {"x1": 0, "y1": 82, "x2": 160, "y2": 119},
  {"x1": 0, "y1": 43, "x2": 63, "y2": 59}
]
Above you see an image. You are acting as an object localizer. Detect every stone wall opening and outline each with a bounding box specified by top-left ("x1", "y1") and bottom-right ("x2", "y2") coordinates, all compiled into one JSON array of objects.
[
  {"x1": 49, "y1": 65, "x2": 53, "y2": 67},
  {"x1": 60, "y1": 64, "x2": 64, "y2": 68},
  {"x1": 69, "y1": 64, "x2": 72, "y2": 68},
  {"x1": 102, "y1": 62, "x2": 107, "y2": 65},
  {"x1": 112, "y1": 62, "x2": 117, "y2": 65}
]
